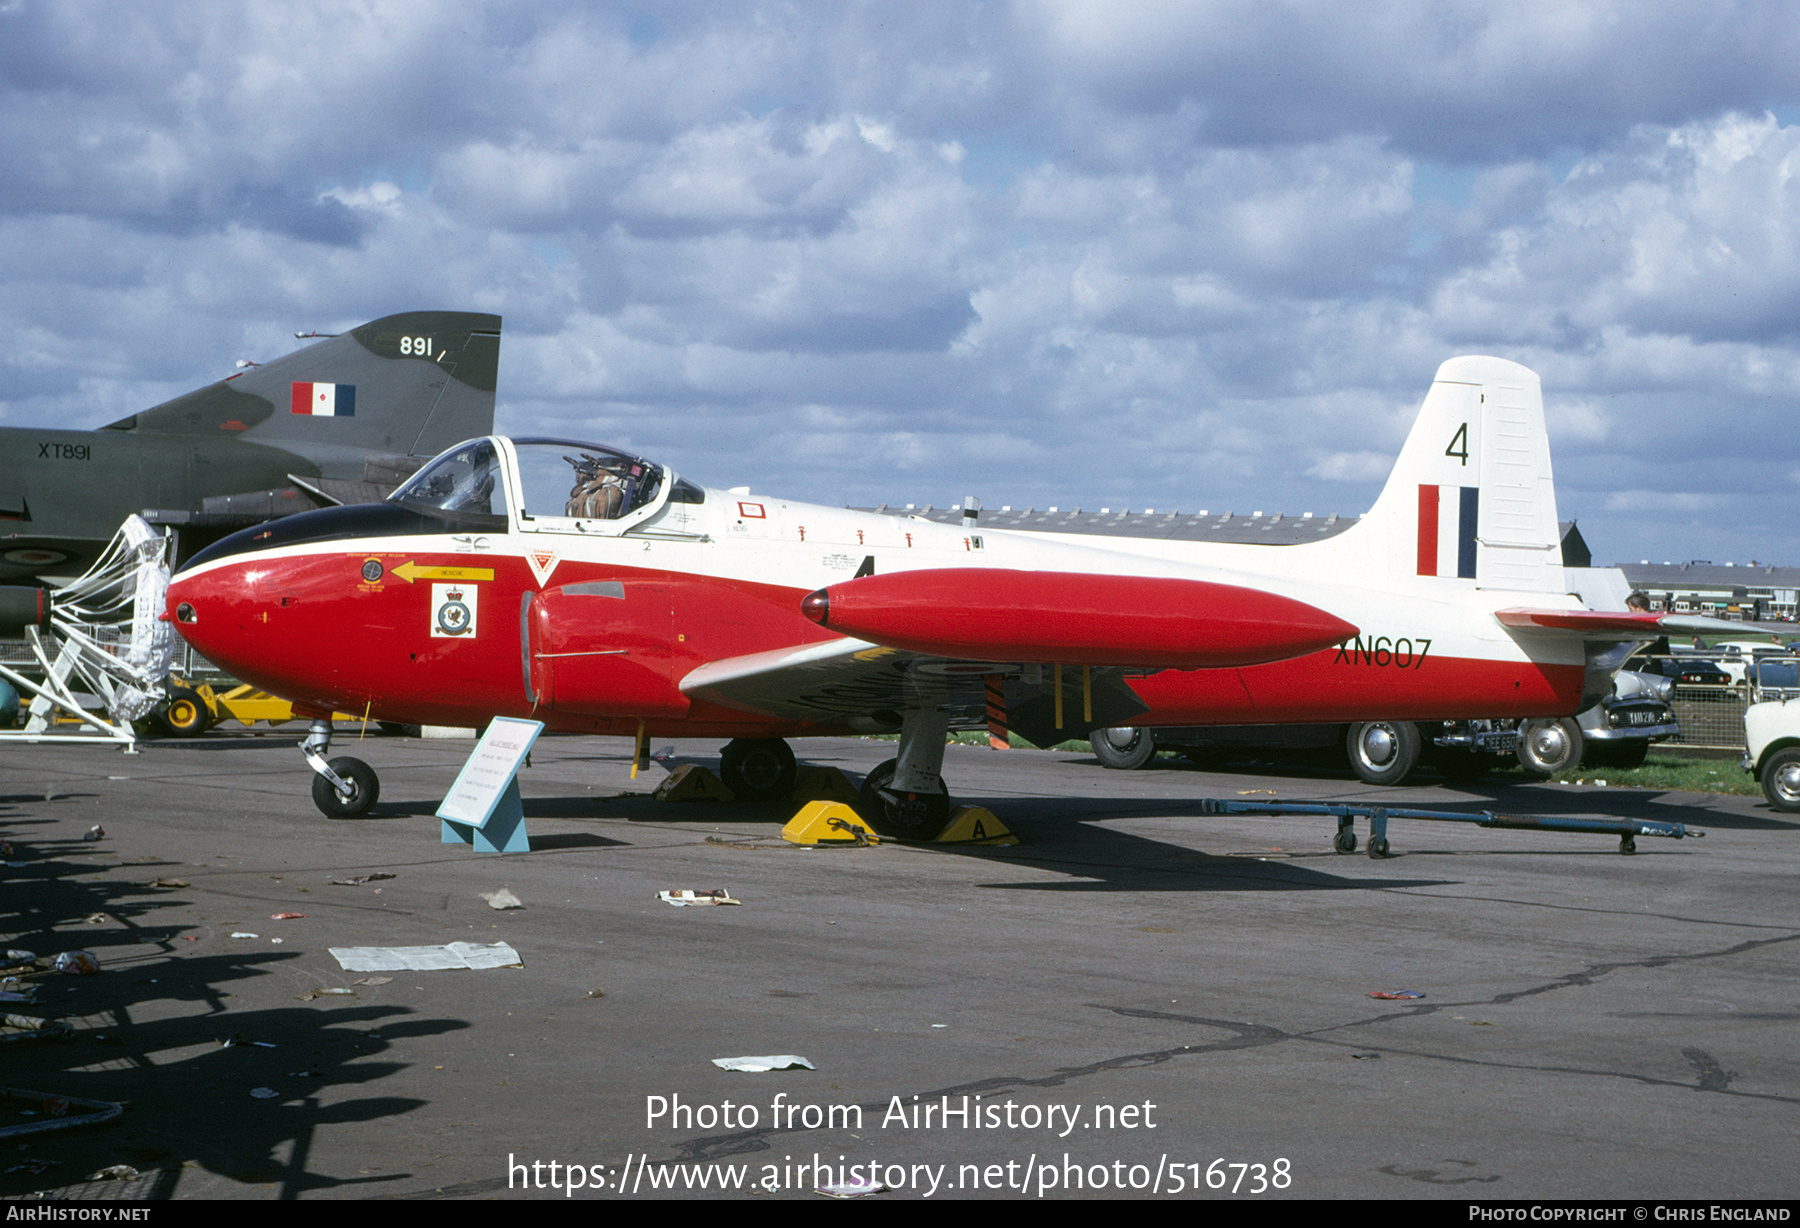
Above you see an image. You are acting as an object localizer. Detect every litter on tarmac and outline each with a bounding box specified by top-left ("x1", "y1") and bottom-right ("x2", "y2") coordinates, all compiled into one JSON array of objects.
[
  {"x1": 711, "y1": 1055, "x2": 814, "y2": 1072},
  {"x1": 659, "y1": 889, "x2": 739, "y2": 906},
  {"x1": 329, "y1": 942, "x2": 523, "y2": 972}
]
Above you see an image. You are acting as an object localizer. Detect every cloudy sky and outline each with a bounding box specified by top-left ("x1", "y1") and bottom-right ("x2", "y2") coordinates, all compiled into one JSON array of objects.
[{"x1": 6, "y1": 2, "x2": 1800, "y2": 569}]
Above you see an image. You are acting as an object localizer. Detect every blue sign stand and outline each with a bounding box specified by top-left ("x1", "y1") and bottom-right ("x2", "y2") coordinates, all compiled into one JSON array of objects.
[{"x1": 437, "y1": 717, "x2": 543, "y2": 855}]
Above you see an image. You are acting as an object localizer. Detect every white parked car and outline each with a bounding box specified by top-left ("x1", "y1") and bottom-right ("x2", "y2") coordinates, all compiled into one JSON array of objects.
[
  {"x1": 1742, "y1": 656, "x2": 1800, "y2": 812},
  {"x1": 1710, "y1": 639, "x2": 1786, "y2": 688}
]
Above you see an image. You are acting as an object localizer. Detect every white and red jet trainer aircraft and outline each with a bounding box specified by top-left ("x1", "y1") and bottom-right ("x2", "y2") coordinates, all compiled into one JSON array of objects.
[{"x1": 164, "y1": 355, "x2": 1664, "y2": 833}]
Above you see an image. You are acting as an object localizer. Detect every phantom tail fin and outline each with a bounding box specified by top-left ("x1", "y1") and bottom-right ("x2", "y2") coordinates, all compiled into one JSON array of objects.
[
  {"x1": 108, "y1": 310, "x2": 501, "y2": 465},
  {"x1": 1345, "y1": 356, "x2": 1563, "y2": 594}
]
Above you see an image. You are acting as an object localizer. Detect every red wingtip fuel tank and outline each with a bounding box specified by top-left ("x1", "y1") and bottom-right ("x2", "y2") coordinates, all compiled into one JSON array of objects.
[{"x1": 801, "y1": 569, "x2": 1358, "y2": 669}]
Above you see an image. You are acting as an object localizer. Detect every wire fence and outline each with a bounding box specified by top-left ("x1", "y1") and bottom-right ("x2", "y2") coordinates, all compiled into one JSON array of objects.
[{"x1": 1667, "y1": 688, "x2": 1748, "y2": 749}]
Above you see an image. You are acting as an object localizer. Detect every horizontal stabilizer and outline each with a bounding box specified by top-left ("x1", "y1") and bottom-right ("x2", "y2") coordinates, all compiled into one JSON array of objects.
[{"x1": 1498, "y1": 609, "x2": 1797, "y2": 638}]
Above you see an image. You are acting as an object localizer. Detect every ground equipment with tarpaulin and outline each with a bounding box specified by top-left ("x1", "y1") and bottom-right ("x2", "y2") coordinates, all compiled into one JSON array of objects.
[{"x1": 0, "y1": 516, "x2": 174, "y2": 750}]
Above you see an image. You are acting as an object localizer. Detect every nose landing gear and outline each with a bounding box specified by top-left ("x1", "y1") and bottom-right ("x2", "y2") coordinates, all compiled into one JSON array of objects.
[{"x1": 302, "y1": 718, "x2": 380, "y2": 818}]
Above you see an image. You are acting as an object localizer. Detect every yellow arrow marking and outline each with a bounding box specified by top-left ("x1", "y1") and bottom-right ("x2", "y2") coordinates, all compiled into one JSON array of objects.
[{"x1": 390, "y1": 561, "x2": 495, "y2": 584}]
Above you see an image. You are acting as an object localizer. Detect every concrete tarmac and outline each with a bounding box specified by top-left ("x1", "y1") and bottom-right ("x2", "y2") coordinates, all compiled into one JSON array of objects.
[{"x1": 0, "y1": 730, "x2": 1793, "y2": 1201}]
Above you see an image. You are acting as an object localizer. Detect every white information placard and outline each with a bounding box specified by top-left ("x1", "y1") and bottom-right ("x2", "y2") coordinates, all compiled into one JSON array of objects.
[{"x1": 437, "y1": 717, "x2": 544, "y2": 830}]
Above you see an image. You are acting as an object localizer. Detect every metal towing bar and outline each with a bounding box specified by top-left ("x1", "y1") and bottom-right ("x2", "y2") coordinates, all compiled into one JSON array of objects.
[{"x1": 1196, "y1": 798, "x2": 1702, "y2": 857}]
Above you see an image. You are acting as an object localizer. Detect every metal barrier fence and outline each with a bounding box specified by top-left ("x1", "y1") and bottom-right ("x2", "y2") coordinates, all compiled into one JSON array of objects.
[
  {"x1": 1640, "y1": 651, "x2": 1767, "y2": 750},
  {"x1": 1668, "y1": 688, "x2": 1747, "y2": 749}
]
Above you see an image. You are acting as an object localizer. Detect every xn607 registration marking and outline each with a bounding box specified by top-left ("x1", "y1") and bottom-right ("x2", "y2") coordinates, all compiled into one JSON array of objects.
[{"x1": 1332, "y1": 635, "x2": 1431, "y2": 669}]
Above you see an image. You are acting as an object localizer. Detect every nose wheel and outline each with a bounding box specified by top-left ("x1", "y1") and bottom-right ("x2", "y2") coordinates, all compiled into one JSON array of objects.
[
  {"x1": 310, "y1": 756, "x2": 380, "y2": 818},
  {"x1": 301, "y1": 718, "x2": 381, "y2": 818}
]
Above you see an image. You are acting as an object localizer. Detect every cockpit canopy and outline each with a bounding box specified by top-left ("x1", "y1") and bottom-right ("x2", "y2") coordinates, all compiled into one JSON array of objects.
[
  {"x1": 390, "y1": 436, "x2": 696, "y2": 532},
  {"x1": 511, "y1": 439, "x2": 663, "y2": 521},
  {"x1": 180, "y1": 435, "x2": 700, "y2": 575},
  {"x1": 390, "y1": 438, "x2": 506, "y2": 517}
]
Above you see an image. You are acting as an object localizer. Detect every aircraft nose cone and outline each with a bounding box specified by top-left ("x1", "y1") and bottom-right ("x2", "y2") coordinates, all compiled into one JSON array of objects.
[{"x1": 164, "y1": 569, "x2": 255, "y2": 674}]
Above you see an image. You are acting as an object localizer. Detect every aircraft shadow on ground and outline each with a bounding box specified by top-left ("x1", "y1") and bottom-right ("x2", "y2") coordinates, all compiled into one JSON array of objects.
[
  {"x1": 332, "y1": 796, "x2": 636, "y2": 848},
  {"x1": 0, "y1": 813, "x2": 468, "y2": 1200},
  {"x1": 532, "y1": 764, "x2": 1457, "y2": 893},
  {"x1": 584, "y1": 750, "x2": 1754, "y2": 890},
  {"x1": 1059, "y1": 752, "x2": 1792, "y2": 832}
]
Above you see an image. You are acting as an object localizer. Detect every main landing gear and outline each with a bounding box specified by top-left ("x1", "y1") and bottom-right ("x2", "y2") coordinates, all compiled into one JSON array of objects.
[
  {"x1": 718, "y1": 738, "x2": 798, "y2": 802},
  {"x1": 303, "y1": 718, "x2": 380, "y2": 819},
  {"x1": 857, "y1": 708, "x2": 954, "y2": 840}
]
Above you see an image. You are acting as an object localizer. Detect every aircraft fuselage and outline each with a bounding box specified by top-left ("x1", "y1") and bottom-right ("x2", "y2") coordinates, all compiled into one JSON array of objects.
[{"x1": 166, "y1": 434, "x2": 1589, "y2": 739}]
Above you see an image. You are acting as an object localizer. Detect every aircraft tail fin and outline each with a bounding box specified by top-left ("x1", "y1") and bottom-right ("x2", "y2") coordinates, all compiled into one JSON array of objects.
[
  {"x1": 1341, "y1": 355, "x2": 1565, "y2": 594},
  {"x1": 108, "y1": 311, "x2": 502, "y2": 466}
]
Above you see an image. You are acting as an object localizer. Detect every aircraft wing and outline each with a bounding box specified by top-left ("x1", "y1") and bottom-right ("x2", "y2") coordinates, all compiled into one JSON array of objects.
[
  {"x1": 680, "y1": 635, "x2": 1151, "y2": 746},
  {"x1": 681, "y1": 636, "x2": 908, "y2": 723},
  {"x1": 683, "y1": 568, "x2": 1361, "y2": 743}
]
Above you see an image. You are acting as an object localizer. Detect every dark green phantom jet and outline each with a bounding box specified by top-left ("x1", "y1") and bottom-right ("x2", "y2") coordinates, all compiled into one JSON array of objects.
[{"x1": 0, "y1": 311, "x2": 500, "y2": 583}]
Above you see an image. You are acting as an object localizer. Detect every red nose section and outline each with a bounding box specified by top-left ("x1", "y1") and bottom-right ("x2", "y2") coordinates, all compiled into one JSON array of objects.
[
  {"x1": 163, "y1": 558, "x2": 341, "y2": 705},
  {"x1": 802, "y1": 569, "x2": 1357, "y2": 669}
]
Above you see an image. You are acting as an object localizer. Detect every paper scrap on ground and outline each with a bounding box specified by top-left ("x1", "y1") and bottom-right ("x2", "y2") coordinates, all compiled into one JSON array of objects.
[
  {"x1": 659, "y1": 889, "x2": 739, "y2": 906},
  {"x1": 712, "y1": 1055, "x2": 813, "y2": 1072},
  {"x1": 480, "y1": 889, "x2": 522, "y2": 910},
  {"x1": 329, "y1": 942, "x2": 523, "y2": 972}
]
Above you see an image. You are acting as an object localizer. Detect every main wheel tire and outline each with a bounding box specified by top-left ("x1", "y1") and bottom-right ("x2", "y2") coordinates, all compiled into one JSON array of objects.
[
  {"x1": 1516, "y1": 717, "x2": 1582, "y2": 776},
  {"x1": 718, "y1": 738, "x2": 798, "y2": 802},
  {"x1": 310, "y1": 756, "x2": 379, "y2": 819},
  {"x1": 1761, "y1": 747, "x2": 1800, "y2": 812},
  {"x1": 1345, "y1": 721, "x2": 1422, "y2": 785},
  {"x1": 1090, "y1": 727, "x2": 1156, "y2": 770},
  {"x1": 858, "y1": 758, "x2": 952, "y2": 840},
  {"x1": 159, "y1": 686, "x2": 210, "y2": 738}
]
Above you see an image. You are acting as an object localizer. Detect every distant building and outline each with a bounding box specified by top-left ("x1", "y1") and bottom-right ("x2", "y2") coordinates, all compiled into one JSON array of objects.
[{"x1": 1614, "y1": 562, "x2": 1800, "y2": 622}]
